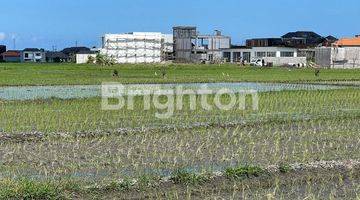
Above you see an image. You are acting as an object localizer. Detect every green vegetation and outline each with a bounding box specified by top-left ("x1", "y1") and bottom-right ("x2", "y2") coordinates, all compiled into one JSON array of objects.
[
  {"x1": 225, "y1": 166, "x2": 264, "y2": 179},
  {"x1": 0, "y1": 179, "x2": 68, "y2": 200},
  {"x1": 1, "y1": 89, "x2": 359, "y2": 133},
  {"x1": 170, "y1": 170, "x2": 209, "y2": 185},
  {"x1": 279, "y1": 164, "x2": 292, "y2": 173},
  {"x1": 0, "y1": 63, "x2": 360, "y2": 86},
  {"x1": 0, "y1": 63, "x2": 360, "y2": 198}
]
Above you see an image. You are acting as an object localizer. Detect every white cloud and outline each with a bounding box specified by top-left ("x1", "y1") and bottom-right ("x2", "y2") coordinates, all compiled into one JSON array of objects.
[{"x1": 0, "y1": 32, "x2": 6, "y2": 41}]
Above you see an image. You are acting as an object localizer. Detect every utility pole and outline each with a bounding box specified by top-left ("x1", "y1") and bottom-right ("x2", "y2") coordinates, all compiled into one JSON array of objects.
[{"x1": 13, "y1": 38, "x2": 16, "y2": 50}]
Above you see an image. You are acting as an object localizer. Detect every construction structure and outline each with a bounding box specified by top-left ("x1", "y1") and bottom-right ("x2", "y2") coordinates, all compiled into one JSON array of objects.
[
  {"x1": 315, "y1": 35, "x2": 360, "y2": 68},
  {"x1": 173, "y1": 26, "x2": 231, "y2": 63},
  {"x1": 100, "y1": 32, "x2": 173, "y2": 64}
]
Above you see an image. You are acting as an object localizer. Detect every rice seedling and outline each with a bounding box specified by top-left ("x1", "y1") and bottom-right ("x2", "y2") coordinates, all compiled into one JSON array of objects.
[{"x1": 0, "y1": 64, "x2": 359, "y2": 198}]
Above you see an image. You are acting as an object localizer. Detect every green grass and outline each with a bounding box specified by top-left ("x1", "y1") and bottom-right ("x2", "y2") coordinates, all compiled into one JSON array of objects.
[
  {"x1": 0, "y1": 89, "x2": 359, "y2": 181},
  {"x1": 0, "y1": 179, "x2": 66, "y2": 200},
  {"x1": 1, "y1": 89, "x2": 358, "y2": 133},
  {"x1": 0, "y1": 63, "x2": 360, "y2": 86},
  {"x1": 1, "y1": 63, "x2": 360, "y2": 198},
  {"x1": 170, "y1": 170, "x2": 209, "y2": 185},
  {"x1": 225, "y1": 166, "x2": 264, "y2": 179}
]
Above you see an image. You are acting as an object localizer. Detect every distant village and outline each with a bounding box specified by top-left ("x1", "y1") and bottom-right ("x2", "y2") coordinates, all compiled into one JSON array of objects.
[{"x1": 1, "y1": 26, "x2": 360, "y2": 68}]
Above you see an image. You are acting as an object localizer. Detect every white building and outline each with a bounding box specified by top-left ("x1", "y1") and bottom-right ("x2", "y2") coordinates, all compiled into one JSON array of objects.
[
  {"x1": 315, "y1": 35, "x2": 360, "y2": 68},
  {"x1": 223, "y1": 46, "x2": 307, "y2": 66},
  {"x1": 76, "y1": 53, "x2": 97, "y2": 64},
  {"x1": 21, "y1": 48, "x2": 46, "y2": 62},
  {"x1": 101, "y1": 32, "x2": 173, "y2": 64}
]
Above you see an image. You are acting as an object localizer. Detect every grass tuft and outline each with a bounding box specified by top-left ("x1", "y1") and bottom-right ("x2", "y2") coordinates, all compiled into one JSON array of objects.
[
  {"x1": 170, "y1": 170, "x2": 209, "y2": 185},
  {"x1": 0, "y1": 179, "x2": 64, "y2": 200},
  {"x1": 225, "y1": 166, "x2": 264, "y2": 179}
]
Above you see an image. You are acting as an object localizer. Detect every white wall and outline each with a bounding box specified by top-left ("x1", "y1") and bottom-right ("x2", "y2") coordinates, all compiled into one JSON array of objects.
[
  {"x1": 223, "y1": 47, "x2": 305, "y2": 65},
  {"x1": 76, "y1": 54, "x2": 96, "y2": 64},
  {"x1": 315, "y1": 47, "x2": 360, "y2": 68}
]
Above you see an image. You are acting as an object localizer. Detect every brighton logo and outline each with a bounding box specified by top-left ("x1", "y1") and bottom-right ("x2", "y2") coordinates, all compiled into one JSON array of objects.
[{"x1": 102, "y1": 83, "x2": 259, "y2": 119}]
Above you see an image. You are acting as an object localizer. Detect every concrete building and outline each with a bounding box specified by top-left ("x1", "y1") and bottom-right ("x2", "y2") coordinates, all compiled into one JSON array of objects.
[
  {"x1": 61, "y1": 47, "x2": 91, "y2": 63},
  {"x1": 76, "y1": 52, "x2": 97, "y2": 64},
  {"x1": 46, "y1": 51, "x2": 70, "y2": 63},
  {"x1": 1, "y1": 50, "x2": 21, "y2": 62},
  {"x1": 100, "y1": 32, "x2": 173, "y2": 64},
  {"x1": 223, "y1": 46, "x2": 306, "y2": 66},
  {"x1": 173, "y1": 26, "x2": 197, "y2": 62},
  {"x1": 315, "y1": 35, "x2": 360, "y2": 68},
  {"x1": 173, "y1": 26, "x2": 231, "y2": 63},
  {"x1": 173, "y1": 27, "x2": 231, "y2": 63},
  {"x1": 172, "y1": 26, "x2": 306, "y2": 66},
  {"x1": 21, "y1": 48, "x2": 46, "y2": 62}
]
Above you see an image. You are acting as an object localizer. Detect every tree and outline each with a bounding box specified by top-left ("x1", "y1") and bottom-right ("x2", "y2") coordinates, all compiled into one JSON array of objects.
[
  {"x1": 95, "y1": 53, "x2": 116, "y2": 66},
  {"x1": 87, "y1": 55, "x2": 95, "y2": 64}
]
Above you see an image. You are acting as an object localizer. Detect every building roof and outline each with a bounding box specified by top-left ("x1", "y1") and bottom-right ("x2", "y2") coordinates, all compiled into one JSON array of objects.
[
  {"x1": 1, "y1": 50, "x2": 21, "y2": 57},
  {"x1": 334, "y1": 36, "x2": 360, "y2": 46},
  {"x1": 61, "y1": 47, "x2": 91, "y2": 55},
  {"x1": 282, "y1": 31, "x2": 322, "y2": 39},
  {"x1": 325, "y1": 35, "x2": 338, "y2": 41},
  {"x1": 76, "y1": 50, "x2": 98, "y2": 55},
  {"x1": 23, "y1": 48, "x2": 44, "y2": 52},
  {"x1": 46, "y1": 51, "x2": 69, "y2": 59}
]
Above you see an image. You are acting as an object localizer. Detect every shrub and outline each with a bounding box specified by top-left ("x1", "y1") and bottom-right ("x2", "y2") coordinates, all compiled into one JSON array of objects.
[{"x1": 225, "y1": 166, "x2": 264, "y2": 179}]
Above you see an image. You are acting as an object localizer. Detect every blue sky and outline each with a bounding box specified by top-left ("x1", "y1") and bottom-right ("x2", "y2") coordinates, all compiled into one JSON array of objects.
[{"x1": 0, "y1": 0, "x2": 359, "y2": 50}]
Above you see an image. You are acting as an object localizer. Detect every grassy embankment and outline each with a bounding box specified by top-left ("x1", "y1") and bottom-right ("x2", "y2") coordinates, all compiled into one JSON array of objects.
[{"x1": 0, "y1": 63, "x2": 360, "y2": 86}]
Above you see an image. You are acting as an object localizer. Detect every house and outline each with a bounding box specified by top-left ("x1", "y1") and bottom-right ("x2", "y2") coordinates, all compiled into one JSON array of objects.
[
  {"x1": 334, "y1": 36, "x2": 360, "y2": 47},
  {"x1": 61, "y1": 47, "x2": 91, "y2": 55},
  {"x1": 172, "y1": 26, "x2": 306, "y2": 65},
  {"x1": 281, "y1": 31, "x2": 324, "y2": 48},
  {"x1": 1, "y1": 50, "x2": 21, "y2": 62},
  {"x1": 46, "y1": 51, "x2": 70, "y2": 63},
  {"x1": 61, "y1": 47, "x2": 91, "y2": 62},
  {"x1": 246, "y1": 31, "x2": 336, "y2": 49},
  {"x1": 315, "y1": 35, "x2": 360, "y2": 68},
  {"x1": 21, "y1": 48, "x2": 46, "y2": 62}
]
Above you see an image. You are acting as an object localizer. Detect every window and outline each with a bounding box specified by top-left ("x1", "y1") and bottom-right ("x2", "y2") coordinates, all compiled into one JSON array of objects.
[
  {"x1": 255, "y1": 52, "x2": 266, "y2": 58},
  {"x1": 35, "y1": 53, "x2": 41, "y2": 57},
  {"x1": 280, "y1": 51, "x2": 294, "y2": 57},
  {"x1": 267, "y1": 52, "x2": 276, "y2": 57},
  {"x1": 24, "y1": 53, "x2": 29, "y2": 58}
]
